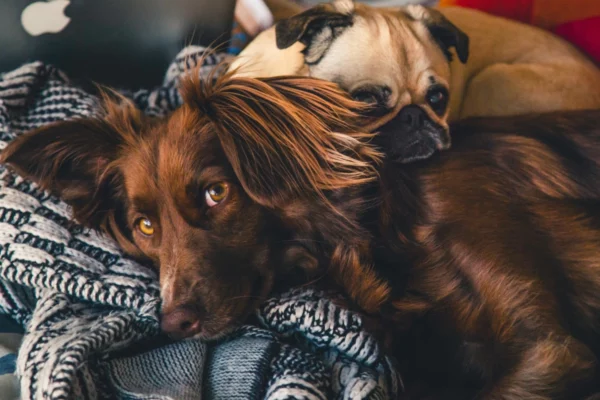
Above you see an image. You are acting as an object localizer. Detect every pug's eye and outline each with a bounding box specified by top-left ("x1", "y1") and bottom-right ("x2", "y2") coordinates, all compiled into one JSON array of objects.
[
  {"x1": 205, "y1": 182, "x2": 229, "y2": 207},
  {"x1": 351, "y1": 86, "x2": 391, "y2": 106},
  {"x1": 136, "y1": 217, "x2": 155, "y2": 236},
  {"x1": 426, "y1": 86, "x2": 449, "y2": 115},
  {"x1": 352, "y1": 90, "x2": 380, "y2": 105}
]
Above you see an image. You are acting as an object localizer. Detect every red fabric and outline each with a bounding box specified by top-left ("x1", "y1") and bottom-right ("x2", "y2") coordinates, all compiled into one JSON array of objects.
[
  {"x1": 441, "y1": 0, "x2": 533, "y2": 24},
  {"x1": 554, "y1": 17, "x2": 600, "y2": 64},
  {"x1": 438, "y1": 0, "x2": 600, "y2": 64}
]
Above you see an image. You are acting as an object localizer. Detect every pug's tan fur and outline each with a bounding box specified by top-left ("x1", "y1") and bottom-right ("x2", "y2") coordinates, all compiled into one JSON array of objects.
[{"x1": 231, "y1": 0, "x2": 600, "y2": 127}]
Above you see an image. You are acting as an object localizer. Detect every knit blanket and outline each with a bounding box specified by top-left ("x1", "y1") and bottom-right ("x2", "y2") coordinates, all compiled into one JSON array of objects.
[{"x1": 0, "y1": 46, "x2": 401, "y2": 400}]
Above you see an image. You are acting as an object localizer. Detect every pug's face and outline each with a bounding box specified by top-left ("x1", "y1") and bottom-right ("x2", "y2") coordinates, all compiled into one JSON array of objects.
[{"x1": 275, "y1": 0, "x2": 469, "y2": 163}]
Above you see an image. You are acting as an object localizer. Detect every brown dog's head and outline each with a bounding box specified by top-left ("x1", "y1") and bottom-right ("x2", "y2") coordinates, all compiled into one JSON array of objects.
[
  {"x1": 1, "y1": 73, "x2": 380, "y2": 340},
  {"x1": 273, "y1": 0, "x2": 469, "y2": 163}
]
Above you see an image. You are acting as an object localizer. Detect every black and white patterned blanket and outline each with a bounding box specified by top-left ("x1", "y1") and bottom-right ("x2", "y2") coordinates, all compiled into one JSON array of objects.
[{"x1": 0, "y1": 46, "x2": 401, "y2": 400}]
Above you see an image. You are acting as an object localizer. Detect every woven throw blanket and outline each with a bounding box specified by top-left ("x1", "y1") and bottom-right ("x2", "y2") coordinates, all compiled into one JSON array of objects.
[{"x1": 0, "y1": 46, "x2": 401, "y2": 400}]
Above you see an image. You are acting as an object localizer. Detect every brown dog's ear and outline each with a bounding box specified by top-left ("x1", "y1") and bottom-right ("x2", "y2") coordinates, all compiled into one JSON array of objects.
[
  {"x1": 0, "y1": 98, "x2": 140, "y2": 231},
  {"x1": 406, "y1": 5, "x2": 469, "y2": 64},
  {"x1": 181, "y1": 73, "x2": 380, "y2": 210},
  {"x1": 275, "y1": 2, "x2": 354, "y2": 64}
]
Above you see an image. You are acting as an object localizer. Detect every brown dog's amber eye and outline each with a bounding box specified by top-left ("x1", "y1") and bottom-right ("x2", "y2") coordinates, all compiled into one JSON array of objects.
[
  {"x1": 137, "y1": 218, "x2": 155, "y2": 236},
  {"x1": 205, "y1": 182, "x2": 229, "y2": 207}
]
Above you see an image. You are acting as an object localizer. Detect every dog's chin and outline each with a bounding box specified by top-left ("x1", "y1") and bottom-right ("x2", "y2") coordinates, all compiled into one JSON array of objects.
[
  {"x1": 381, "y1": 121, "x2": 450, "y2": 164},
  {"x1": 390, "y1": 128, "x2": 449, "y2": 164}
]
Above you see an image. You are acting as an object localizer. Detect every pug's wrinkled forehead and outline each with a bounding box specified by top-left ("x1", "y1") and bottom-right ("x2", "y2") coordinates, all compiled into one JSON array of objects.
[{"x1": 276, "y1": 0, "x2": 469, "y2": 126}]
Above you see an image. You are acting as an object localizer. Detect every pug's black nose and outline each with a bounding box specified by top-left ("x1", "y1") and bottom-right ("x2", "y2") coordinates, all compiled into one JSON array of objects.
[
  {"x1": 398, "y1": 105, "x2": 427, "y2": 130},
  {"x1": 161, "y1": 307, "x2": 202, "y2": 339}
]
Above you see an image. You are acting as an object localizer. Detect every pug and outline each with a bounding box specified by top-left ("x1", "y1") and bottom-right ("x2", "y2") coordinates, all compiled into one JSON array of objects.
[{"x1": 230, "y1": 0, "x2": 600, "y2": 163}]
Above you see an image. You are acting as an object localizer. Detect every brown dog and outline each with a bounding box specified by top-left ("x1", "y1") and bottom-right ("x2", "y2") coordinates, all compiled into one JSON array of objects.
[
  {"x1": 4, "y1": 73, "x2": 600, "y2": 398},
  {"x1": 0, "y1": 73, "x2": 381, "y2": 340}
]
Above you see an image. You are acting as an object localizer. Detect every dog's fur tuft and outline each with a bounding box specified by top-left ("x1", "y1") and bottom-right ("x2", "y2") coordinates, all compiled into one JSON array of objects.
[{"x1": 180, "y1": 71, "x2": 381, "y2": 210}]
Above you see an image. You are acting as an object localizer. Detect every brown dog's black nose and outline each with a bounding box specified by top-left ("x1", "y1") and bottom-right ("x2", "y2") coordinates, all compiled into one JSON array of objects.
[
  {"x1": 398, "y1": 105, "x2": 427, "y2": 130},
  {"x1": 161, "y1": 308, "x2": 201, "y2": 339}
]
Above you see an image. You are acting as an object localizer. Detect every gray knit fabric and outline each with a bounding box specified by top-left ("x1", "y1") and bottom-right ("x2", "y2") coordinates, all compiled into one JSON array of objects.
[{"x1": 0, "y1": 46, "x2": 401, "y2": 400}]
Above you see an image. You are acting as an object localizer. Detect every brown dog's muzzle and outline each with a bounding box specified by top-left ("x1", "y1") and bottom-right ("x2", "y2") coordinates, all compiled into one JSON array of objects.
[
  {"x1": 157, "y1": 263, "x2": 271, "y2": 340},
  {"x1": 158, "y1": 269, "x2": 207, "y2": 339},
  {"x1": 160, "y1": 287, "x2": 206, "y2": 339}
]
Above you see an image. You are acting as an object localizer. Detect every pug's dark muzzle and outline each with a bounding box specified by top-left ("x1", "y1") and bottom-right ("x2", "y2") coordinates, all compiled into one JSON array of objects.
[{"x1": 376, "y1": 105, "x2": 450, "y2": 164}]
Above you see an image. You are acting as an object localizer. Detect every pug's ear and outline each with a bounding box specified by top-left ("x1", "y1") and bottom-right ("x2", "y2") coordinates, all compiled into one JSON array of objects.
[
  {"x1": 275, "y1": 1, "x2": 354, "y2": 64},
  {"x1": 406, "y1": 5, "x2": 469, "y2": 64}
]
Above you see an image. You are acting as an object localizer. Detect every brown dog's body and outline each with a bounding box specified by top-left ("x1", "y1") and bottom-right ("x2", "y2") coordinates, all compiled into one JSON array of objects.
[
  {"x1": 367, "y1": 111, "x2": 600, "y2": 399},
  {"x1": 3, "y1": 74, "x2": 600, "y2": 398}
]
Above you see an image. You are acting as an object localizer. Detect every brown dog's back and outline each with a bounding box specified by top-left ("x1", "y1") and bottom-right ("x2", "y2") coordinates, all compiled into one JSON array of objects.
[{"x1": 374, "y1": 110, "x2": 600, "y2": 398}]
